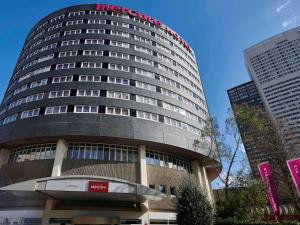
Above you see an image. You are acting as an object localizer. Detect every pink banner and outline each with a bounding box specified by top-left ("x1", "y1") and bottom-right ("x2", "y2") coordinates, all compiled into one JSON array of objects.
[
  {"x1": 258, "y1": 161, "x2": 280, "y2": 219},
  {"x1": 287, "y1": 158, "x2": 300, "y2": 197}
]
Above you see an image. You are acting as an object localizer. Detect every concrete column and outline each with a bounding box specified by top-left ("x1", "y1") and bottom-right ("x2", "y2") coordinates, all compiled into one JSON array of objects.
[
  {"x1": 139, "y1": 145, "x2": 149, "y2": 222},
  {"x1": 42, "y1": 199, "x2": 53, "y2": 225},
  {"x1": 51, "y1": 139, "x2": 68, "y2": 177},
  {"x1": 0, "y1": 148, "x2": 10, "y2": 169},
  {"x1": 201, "y1": 166, "x2": 214, "y2": 204},
  {"x1": 139, "y1": 145, "x2": 148, "y2": 186},
  {"x1": 192, "y1": 160, "x2": 214, "y2": 203}
]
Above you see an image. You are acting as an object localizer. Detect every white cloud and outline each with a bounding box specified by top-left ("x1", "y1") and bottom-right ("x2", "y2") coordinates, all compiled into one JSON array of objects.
[
  {"x1": 281, "y1": 16, "x2": 297, "y2": 27},
  {"x1": 276, "y1": 0, "x2": 291, "y2": 13}
]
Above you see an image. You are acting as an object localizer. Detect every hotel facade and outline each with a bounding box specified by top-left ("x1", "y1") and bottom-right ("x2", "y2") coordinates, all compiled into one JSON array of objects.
[{"x1": 0, "y1": 4, "x2": 220, "y2": 225}]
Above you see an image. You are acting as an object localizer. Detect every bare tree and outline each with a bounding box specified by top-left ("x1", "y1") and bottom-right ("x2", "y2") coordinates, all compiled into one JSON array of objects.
[{"x1": 193, "y1": 110, "x2": 247, "y2": 201}]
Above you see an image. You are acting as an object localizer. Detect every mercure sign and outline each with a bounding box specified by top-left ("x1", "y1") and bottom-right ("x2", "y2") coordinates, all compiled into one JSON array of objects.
[{"x1": 96, "y1": 4, "x2": 192, "y2": 52}]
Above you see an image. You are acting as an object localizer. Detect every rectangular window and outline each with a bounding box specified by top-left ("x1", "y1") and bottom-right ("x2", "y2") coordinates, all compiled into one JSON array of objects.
[
  {"x1": 64, "y1": 29, "x2": 82, "y2": 35},
  {"x1": 37, "y1": 54, "x2": 54, "y2": 63},
  {"x1": 21, "y1": 108, "x2": 40, "y2": 119},
  {"x1": 170, "y1": 186, "x2": 176, "y2": 196},
  {"x1": 49, "y1": 90, "x2": 70, "y2": 98},
  {"x1": 25, "y1": 93, "x2": 44, "y2": 103},
  {"x1": 58, "y1": 51, "x2": 78, "y2": 57},
  {"x1": 9, "y1": 99, "x2": 24, "y2": 109},
  {"x1": 136, "y1": 95, "x2": 157, "y2": 106},
  {"x1": 106, "y1": 107, "x2": 129, "y2": 116},
  {"x1": 107, "y1": 91, "x2": 130, "y2": 100},
  {"x1": 45, "y1": 106, "x2": 68, "y2": 115},
  {"x1": 86, "y1": 29, "x2": 105, "y2": 34},
  {"x1": 135, "y1": 81, "x2": 156, "y2": 91},
  {"x1": 109, "y1": 52, "x2": 129, "y2": 60},
  {"x1": 108, "y1": 64, "x2": 129, "y2": 72},
  {"x1": 61, "y1": 39, "x2": 80, "y2": 46},
  {"x1": 14, "y1": 85, "x2": 28, "y2": 95},
  {"x1": 107, "y1": 77, "x2": 129, "y2": 85},
  {"x1": 89, "y1": 10, "x2": 107, "y2": 15},
  {"x1": 110, "y1": 40, "x2": 129, "y2": 48},
  {"x1": 30, "y1": 79, "x2": 48, "y2": 88},
  {"x1": 50, "y1": 14, "x2": 64, "y2": 22},
  {"x1": 77, "y1": 89, "x2": 100, "y2": 97},
  {"x1": 56, "y1": 62, "x2": 76, "y2": 70},
  {"x1": 2, "y1": 114, "x2": 17, "y2": 125},
  {"x1": 44, "y1": 33, "x2": 60, "y2": 41},
  {"x1": 83, "y1": 50, "x2": 103, "y2": 56},
  {"x1": 135, "y1": 56, "x2": 154, "y2": 66},
  {"x1": 134, "y1": 35, "x2": 151, "y2": 44},
  {"x1": 66, "y1": 20, "x2": 83, "y2": 26},
  {"x1": 136, "y1": 110, "x2": 158, "y2": 122},
  {"x1": 159, "y1": 185, "x2": 166, "y2": 194},
  {"x1": 134, "y1": 45, "x2": 152, "y2": 55},
  {"x1": 68, "y1": 11, "x2": 85, "y2": 17},
  {"x1": 81, "y1": 62, "x2": 102, "y2": 68},
  {"x1": 85, "y1": 39, "x2": 104, "y2": 45},
  {"x1": 111, "y1": 21, "x2": 129, "y2": 28},
  {"x1": 52, "y1": 76, "x2": 73, "y2": 83},
  {"x1": 79, "y1": 75, "x2": 101, "y2": 82},
  {"x1": 74, "y1": 105, "x2": 98, "y2": 113},
  {"x1": 88, "y1": 19, "x2": 106, "y2": 24},
  {"x1": 135, "y1": 68, "x2": 155, "y2": 78},
  {"x1": 47, "y1": 23, "x2": 62, "y2": 31},
  {"x1": 111, "y1": 30, "x2": 129, "y2": 38}
]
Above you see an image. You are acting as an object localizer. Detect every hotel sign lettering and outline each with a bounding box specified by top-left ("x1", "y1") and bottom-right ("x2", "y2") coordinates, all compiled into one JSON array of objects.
[
  {"x1": 96, "y1": 4, "x2": 192, "y2": 52},
  {"x1": 88, "y1": 181, "x2": 109, "y2": 193}
]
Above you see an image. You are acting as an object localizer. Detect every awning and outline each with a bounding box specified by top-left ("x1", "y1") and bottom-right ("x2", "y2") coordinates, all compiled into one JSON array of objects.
[{"x1": 0, "y1": 175, "x2": 165, "y2": 203}]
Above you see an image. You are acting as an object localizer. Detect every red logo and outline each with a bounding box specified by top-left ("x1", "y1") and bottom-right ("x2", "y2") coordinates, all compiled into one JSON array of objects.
[
  {"x1": 95, "y1": 4, "x2": 191, "y2": 53},
  {"x1": 88, "y1": 181, "x2": 109, "y2": 193}
]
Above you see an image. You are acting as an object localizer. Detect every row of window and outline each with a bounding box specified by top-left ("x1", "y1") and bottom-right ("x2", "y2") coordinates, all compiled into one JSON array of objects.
[
  {"x1": 9, "y1": 75, "x2": 206, "y2": 117},
  {"x1": 146, "y1": 149, "x2": 192, "y2": 173},
  {"x1": 18, "y1": 32, "x2": 199, "y2": 88},
  {"x1": 13, "y1": 57, "x2": 204, "y2": 108},
  {"x1": 28, "y1": 9, "x2": 195, "y2": 64},
  {"x1": 8, "y1": 87, "x2": 202, "y2": 123},
  {"x1": 3, "y1": 74, "x2": 206, "y2": 120},
  {"x1": 1, "y1": 105, "x2": 203, "y2": 136},
  {"x1": 14, "y1": 40, "x2": 202, "y2": 97},
  {"x1": 7, "y1": 142, "x2": 193, "y2": 174},
  {"x1": 67, "y1": 143, "x2": 138, "y2": 162},
  {"x1": 8, "y1": 144, "x2": 57, "y2": 163}
]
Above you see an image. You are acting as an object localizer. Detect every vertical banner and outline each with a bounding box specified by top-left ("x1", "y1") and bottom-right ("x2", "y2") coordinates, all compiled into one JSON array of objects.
[
  {"x1": 287, "y1": 158, "x2": 300, "y2": 197},
  {"x1": 258, "y1": 161, "x2": 280, "y2": 219}
]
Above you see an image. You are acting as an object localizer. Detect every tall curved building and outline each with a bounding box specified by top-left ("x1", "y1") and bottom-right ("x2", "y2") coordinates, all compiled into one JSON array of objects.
[{"x1": 0, "y1": 4, "x2": 220, "y2": 225}]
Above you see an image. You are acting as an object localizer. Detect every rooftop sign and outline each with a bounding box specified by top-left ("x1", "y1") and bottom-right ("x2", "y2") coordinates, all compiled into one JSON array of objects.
[{"x1": 96, "y1": 4, "x2": 192, "y2": 53}]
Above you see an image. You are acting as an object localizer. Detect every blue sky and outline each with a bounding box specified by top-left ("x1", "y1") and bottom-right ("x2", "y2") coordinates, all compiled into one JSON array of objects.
[{"x1": 0, "y1": 0, "x2": 299, "y2": 187}]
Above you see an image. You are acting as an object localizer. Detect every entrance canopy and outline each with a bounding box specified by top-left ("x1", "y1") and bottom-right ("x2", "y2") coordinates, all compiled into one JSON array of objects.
[{"x1": 0, "y1": 175, "x2": 165, "y2": 203}]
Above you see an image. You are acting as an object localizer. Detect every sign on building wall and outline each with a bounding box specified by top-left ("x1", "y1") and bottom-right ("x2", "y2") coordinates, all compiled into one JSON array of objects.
[
  {"x1": 287, "y1": 158, "x2": 300, "y2": 197},
  {"x1": 88, "y1": 181, "x2": 109, "y2": 193},
  {"x1": 258, "y1": 161, "x2": 280, "y2": 219}
]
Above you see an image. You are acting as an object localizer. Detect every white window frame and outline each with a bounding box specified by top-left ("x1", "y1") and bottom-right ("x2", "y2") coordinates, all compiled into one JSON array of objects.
[
  {"x1": 76, "y1": 89, "x2": 100, "y2": 97},
  {"x1": 107, "y1": 91, "x2": 130, "y2": 100},
  {"x1": 74, "y1": 105, "x2": 98, "y2": 114},
  {"x1": 79, "y1": 75, "x2": 101, "y2": 82},
  {"x1": 106, "y1": 107, "x2": 129, "y2": 117},
  {"x1": 81, "y1": 62, "x2": 102, "y2": 68},
  {"x1": 20, "y1": 108, "x2": 40, "y2": 119},
  {"x1": 49, "y1": 90, "x2": 71, "y2": 98},
  {"x1": 45, "y1": 106, "x2": 68, "y2": 115}
]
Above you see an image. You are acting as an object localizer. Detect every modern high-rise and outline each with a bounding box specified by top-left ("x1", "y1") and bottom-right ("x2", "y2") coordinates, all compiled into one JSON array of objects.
[
  {"x1": 227, "y1": 81, "x2": 267, "y2": 177},
  {"x1": 244, "y1": 26, "x2": 300, "y2": 152},
  {"x1": 0, "y1": 4, "x2": 220, "y2": 225}
]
